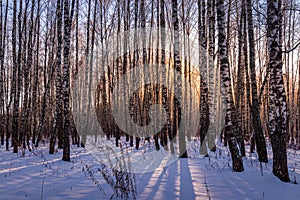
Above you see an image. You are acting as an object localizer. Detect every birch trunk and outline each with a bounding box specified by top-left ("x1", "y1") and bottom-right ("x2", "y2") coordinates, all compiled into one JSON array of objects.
[
  {"x1": 246, "y1": 0, "x2": 268, "y2": 163},
  {"x1": 62, "y1": 0, "x2": 71, "y2": 161},
  {"x1": 172, "y1": 0, "x2": 187, "y2": 158},
  {"x1": 267, "y1": 0, "x2": 290, "y2": 182},
  {"x1": 216, "y1": 0, "x2": 244, "y2": 172}
]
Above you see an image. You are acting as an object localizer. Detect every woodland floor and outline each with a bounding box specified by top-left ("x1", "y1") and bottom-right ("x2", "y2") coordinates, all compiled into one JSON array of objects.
[{"x1": 0, "y1": 139, "x2": 299, "y2": 200}]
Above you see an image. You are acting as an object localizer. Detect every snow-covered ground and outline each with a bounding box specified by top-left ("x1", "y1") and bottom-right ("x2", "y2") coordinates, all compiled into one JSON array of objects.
[{"x1": 0, "y1": 140, "x2": 299, "y2": 200}]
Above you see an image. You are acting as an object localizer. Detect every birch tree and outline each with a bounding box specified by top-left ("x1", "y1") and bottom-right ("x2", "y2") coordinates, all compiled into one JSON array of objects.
[
  {"x1": 50, "y1": 0, "x2": 63, "y2": 154},
  {"x1": 12, "y1": 0, "x2": 19, "y2": 153},
  {"x1": 172, "y1": 0, "x2": 187, "y2": 158},
  {"x1": 246, "y1": 0, "x2": 268, "y2": 163},
  {"x1": 216, "y1": 0, "x2": 244, "y2": 172},
  {"x1": 267, "y1": 0, "x2": 290, "y2": 182},
  {"x1": 198, "y1": 0, "x2": 209, "y2": 148},
  {"x1": 62, "y1": 0, "x2": 71, "y2": 161}
]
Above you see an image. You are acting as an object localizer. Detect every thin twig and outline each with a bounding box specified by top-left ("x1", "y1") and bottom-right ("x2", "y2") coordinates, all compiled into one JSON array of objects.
[
  {"x1": 283, "y1": 41, "x2": 300, "y2": 53},
  {"x1": 204, "y1": 176, "x2": 211, "y2": 200}
]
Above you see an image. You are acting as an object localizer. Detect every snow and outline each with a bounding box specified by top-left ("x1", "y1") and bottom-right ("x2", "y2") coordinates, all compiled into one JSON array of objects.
[{"x1": 0, "y1": 141, "x2": 299, "y2": 200}]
